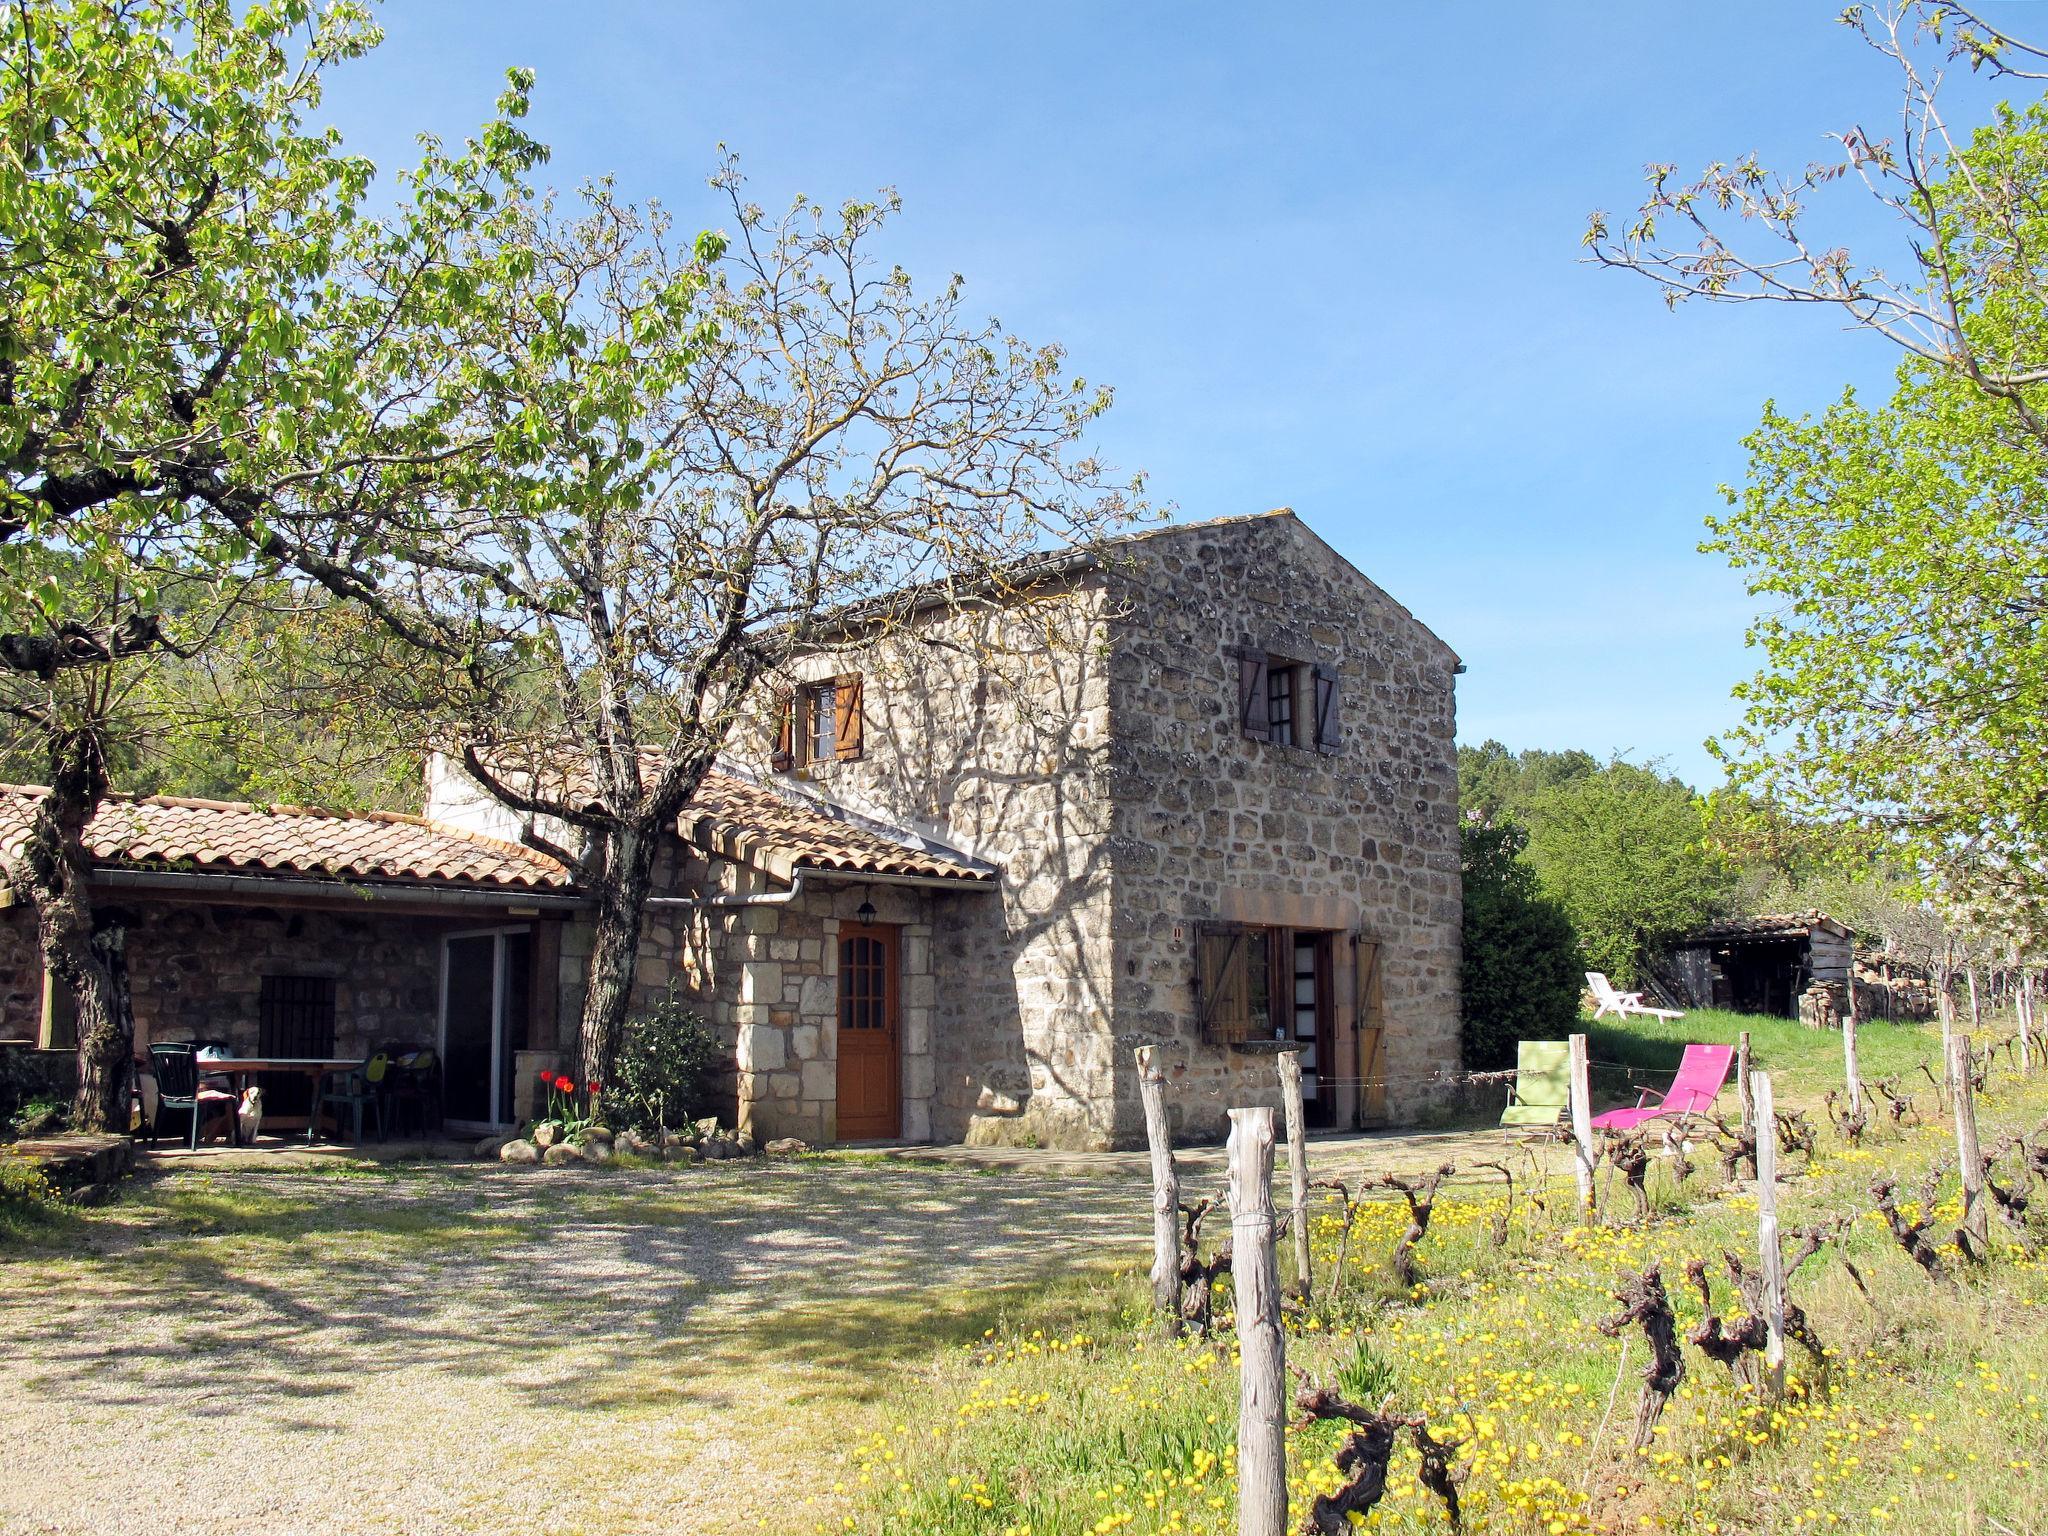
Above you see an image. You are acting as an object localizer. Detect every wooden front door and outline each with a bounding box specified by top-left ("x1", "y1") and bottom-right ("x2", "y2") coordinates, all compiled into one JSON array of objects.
[{"x1": 835, "y1": 923, "x2": 901, "y2": 1140}]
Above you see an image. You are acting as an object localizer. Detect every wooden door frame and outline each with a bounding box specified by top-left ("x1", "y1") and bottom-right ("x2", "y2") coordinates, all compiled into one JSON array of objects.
[{"x1": 834, "y1": 921, "x2": 902, "y2": 1141}]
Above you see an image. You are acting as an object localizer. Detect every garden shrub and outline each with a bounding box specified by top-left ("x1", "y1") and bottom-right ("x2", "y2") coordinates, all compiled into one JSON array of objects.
[
  {"x1": 607, "y1": 984, "x2": 722, "y2": 1135},
  {"x1": 1460, "y1": 820, "x2": 1583, "y2": 1071}
]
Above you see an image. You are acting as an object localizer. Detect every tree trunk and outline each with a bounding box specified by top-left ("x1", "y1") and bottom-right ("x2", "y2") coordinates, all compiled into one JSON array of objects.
[
  {"x1": 1228, "y1": 1106, "x2": 1286, "y2": 1536},
  {"x1": 14, "y1": 728, "x2": 130, "y2": 1133},
  {"x1": 1135, "y1": 1046, "x2": 1182, "y2": 1339},
  {"x1": 578, "y1": 820, "x2": 659, "y2": 1091},
  {"x1": 1275, "y1": 1050, "x2": 1313, "y2": 1300},
  {"x1": 1966, "y1": 966, "x2": 1982, "y2": 1034}
]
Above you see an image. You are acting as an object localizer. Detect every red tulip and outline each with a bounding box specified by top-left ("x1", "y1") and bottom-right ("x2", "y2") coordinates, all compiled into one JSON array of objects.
[{"x1": 587, "y1": 1081, "x2": 601, "y2": 1094}]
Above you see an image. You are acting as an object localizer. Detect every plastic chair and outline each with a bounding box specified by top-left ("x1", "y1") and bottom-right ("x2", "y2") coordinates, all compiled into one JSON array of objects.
[
  {"x1": 311, "y1": 1053, "x2": 391, "y2": 1144},
  {"x1": 148, "y1": 1044, "x2": 238, "y2": 1150},
  {"x1": 1499, "y1": 1039, "x2": 1571, "y2": 1130},
  {"x1": 1591, "y1": 1043, "x2": 1735, "y2": 1131},
  {"x1": 382, "y1": 1046, "x2": 442, "y2": 1138}
]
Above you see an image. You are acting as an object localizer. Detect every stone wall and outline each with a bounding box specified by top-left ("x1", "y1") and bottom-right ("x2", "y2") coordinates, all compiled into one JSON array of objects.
[
  {"x1": 726, "y1": 583, "x2": 1117, "y2": 1149},
  {"x1": 0, "y1": 909, "x2": 41, "y2": 1042},
  {"x1": 1103, "y1": 512, "x2": 1464, "y2": 1142},
  {"x1": 0, "y1": 900, "x2": 451, "y2": 1057},
  {"x1": 652, "y1": 857, "x2": 941, "y2": 1143}
]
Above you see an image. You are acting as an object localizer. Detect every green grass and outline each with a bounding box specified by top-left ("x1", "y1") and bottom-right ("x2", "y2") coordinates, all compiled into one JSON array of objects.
[
  {"x1": 837, "y1": 1068, "x2": 2048, "y2": 1536},
  {"x1": 1582, "y1": 1006, "x2": 1948, "y2": 1111}
]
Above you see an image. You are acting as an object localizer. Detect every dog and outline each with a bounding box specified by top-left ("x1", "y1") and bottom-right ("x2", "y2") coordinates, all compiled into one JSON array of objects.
[{"x1": 237, "y1": 1085, "x2": 264, "y2": 1144}]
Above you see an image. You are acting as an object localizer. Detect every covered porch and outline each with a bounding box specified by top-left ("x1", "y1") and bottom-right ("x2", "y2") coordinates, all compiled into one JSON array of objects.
[{"x1": 0, "y1": 787, "x2": 582, "y2": 1143}]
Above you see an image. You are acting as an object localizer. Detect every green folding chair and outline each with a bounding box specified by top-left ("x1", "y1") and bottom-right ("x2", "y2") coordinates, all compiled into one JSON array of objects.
[{"x1": 1500, "y1": 1039, "x2": 1571, "y2": 1130}]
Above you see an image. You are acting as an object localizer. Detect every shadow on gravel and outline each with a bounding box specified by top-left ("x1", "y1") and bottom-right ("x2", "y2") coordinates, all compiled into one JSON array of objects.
[{"x1": 0, "y1": 1162, "x2": 1141, "y2": 1416}]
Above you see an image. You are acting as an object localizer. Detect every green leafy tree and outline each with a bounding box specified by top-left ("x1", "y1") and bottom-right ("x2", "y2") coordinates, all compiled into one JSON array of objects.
[
  {"x1": 1459, "y1": 822, "x2": 1582, "y2": 1072},
  {"x1": 1458, "y1": 741, "x2": 1599, "y2": 827},
  {"x1": 1520, "y1": 761, "x2": 1733, "y2": 987},
  {"x1": 0, "y1": 0, "x2": 545, "y2": 1129},
  {"x1": 1588, "y1": 2, "x2": 2048, "y2": 922}
]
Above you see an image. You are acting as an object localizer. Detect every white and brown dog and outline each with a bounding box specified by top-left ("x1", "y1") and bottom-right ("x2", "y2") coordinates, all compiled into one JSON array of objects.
[{"x1": 237, "y1": 1085, "x2": 264, "y2": 1144}]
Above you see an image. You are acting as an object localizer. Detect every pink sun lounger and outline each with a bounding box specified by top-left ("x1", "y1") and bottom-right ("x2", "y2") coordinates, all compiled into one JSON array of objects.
[{"x1": 1590, "y1": 1043, "x2": 1735, "y2": 1131}]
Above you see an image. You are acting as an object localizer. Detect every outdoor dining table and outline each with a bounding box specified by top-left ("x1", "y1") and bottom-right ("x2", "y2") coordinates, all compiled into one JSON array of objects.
[{"x1": 196, "y1": 1057, "x2": 359, "y2": 1137}]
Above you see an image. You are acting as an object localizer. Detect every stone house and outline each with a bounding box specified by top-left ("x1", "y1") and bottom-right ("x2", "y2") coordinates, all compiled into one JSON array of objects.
[
  {"x1": 2, "y1": 510, "x2": 1463, "y2": 1151},
  {"x1": 439, "y1": 508, "x2": 1463, "y2": 1150}
]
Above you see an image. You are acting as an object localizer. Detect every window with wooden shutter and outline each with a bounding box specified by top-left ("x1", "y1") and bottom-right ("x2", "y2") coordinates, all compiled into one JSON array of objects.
[
  {"x1": 1195, "y1": 924, "x2": 1281, "y2": 1045},
  {"x1": 833, "y1": 673, "x2": 864, "y2": 760},
  {"x1": 1238, "y1": 650, "x2": 1269, "y2": 739},
  {"x1": 1312, "y1": 665, "x2": 1340, "y2": 753},
  {"x1": 770, "y1": 690, "x2": 795, "y2": 772}
]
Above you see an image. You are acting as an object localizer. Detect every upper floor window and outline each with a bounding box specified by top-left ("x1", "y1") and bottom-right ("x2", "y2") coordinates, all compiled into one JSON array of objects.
[
  {"x1": 772, "y1": 672, "x2": 865, "y2": 772},
  {"x1": 1267, "y1": 664, "x2": 1296, "y2": 747},
  {"x1": 1235, "y1": 647, "x2": 1340, "y2": 753}
]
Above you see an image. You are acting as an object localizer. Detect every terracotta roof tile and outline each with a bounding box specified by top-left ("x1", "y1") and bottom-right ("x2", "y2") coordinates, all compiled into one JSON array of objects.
[
  {"x1": 1679, "y1": 910, "x2": 1849, "y2": 944},
  {"x1": 0, "y1": 786, "x2": 572, "y2": 892},
  {"x1": 682, "y1": 771, "x2": 995, "y2": 885}
]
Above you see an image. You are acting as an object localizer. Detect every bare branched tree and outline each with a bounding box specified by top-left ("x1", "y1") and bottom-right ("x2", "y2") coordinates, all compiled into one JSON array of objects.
[{"x1": 289, "y1": 164, "x2": 1147, "y2": 1083}]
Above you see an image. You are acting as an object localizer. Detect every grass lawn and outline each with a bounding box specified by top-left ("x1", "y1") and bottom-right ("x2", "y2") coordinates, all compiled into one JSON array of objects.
[
  {"x1": 830, "y1": 1043, "x2": 2048, "y2": 1536},
  {"x1": 1581, "y1": 1007, "x2": 1952, "y2": 1114}
]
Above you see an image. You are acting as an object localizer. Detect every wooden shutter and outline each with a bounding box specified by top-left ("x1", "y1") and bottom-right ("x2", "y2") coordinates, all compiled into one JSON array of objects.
[
  {"x1": 1196, "y1": 925, "x2": 1250, "y2": 1044},
  {"x1": 1237, "y1": 650, "x2": 1269, "y2": 739},
  {"x1": 1312, "y1": 664, "x2": 1340, "y2": 753},
  {"x1": 834, "y1": 673, "x2": 864, "y2": 760},
  {"x1": 1354, "y1": 936, "x2": 1387, "y2": 1120},
  {"x1": 770, "y1": 689, "x2": 795, "y2": 771}
]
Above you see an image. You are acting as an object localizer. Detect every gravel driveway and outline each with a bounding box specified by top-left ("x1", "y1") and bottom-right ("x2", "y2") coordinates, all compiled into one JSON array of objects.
[{"x1": 0, "y1": 1160, "x2": 1145, "y2": 1536}]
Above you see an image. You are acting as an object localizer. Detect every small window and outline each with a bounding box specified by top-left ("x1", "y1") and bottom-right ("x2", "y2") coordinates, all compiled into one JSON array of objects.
[
  {"x1": 1267, "y1": 665, "x2": 1296, "y2": 747},
  {"x1": 1236, "y1": 646, "x2": 1339, "y2": 753},
  {"x1": 807, "y1": 680, "x2": 839, "y2": 764},
  {"x1": 772, "y1": 673, "x2": 865, "y2": 773},
  {"x1": 259, "y1": 975, "x2": 337, "y2": 1057},
  {"x1": 1195, "y1": 923, "x2": 1336, "y2": 1052}
]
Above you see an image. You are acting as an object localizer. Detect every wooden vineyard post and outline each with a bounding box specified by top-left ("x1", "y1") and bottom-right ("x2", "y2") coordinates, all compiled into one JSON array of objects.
[
  {"x1": 2021, "y1": 965, "x2": 2036, "y2": 1074},
  {"x1": 1568, "y1": 1033, "x2": 1596, "y2": 1220},
  {"x1": 1228, "y1": 1107, "x2": 1286, "y2": 1536},
  {"x1": 1951, "y1": 1032, "x2": 1989, "y2": 1252},
  {"x1": 1136, "y1": 1046, "x2": 1182, "y2": 1339},
  {"x1": 1751, "y1": 1070, "x2": 1786, "y2": 1398},
  {"x1": 1841, "y1": 985, "x2": 1863, "y2": 1119},
  {"x1": 1275, "y1": 1050, "x2": 1313, "y2": 1300},
  {"x1": 1737, "y1": 1031, "x2": 1754, "y2": 1134}
]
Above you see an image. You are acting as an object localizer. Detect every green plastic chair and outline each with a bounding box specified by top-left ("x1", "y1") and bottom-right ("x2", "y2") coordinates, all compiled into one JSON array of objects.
[
  {"x1": 1500, "y1": 1040, "x2": 1571, "y2": 1129},
  {"x1": 311, "y1": 1053, "x2": 390, "y2": 1144}
]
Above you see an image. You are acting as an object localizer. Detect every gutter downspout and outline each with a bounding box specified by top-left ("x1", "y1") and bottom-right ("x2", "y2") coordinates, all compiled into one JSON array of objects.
[{"x1": 645, "y1": 867, "x2": 819, "y2": 911}]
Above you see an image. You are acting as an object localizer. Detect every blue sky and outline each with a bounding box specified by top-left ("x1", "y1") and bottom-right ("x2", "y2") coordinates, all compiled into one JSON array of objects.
[{"x1": 320, "y1": 3, "x2": 2028, "y2": 786}]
